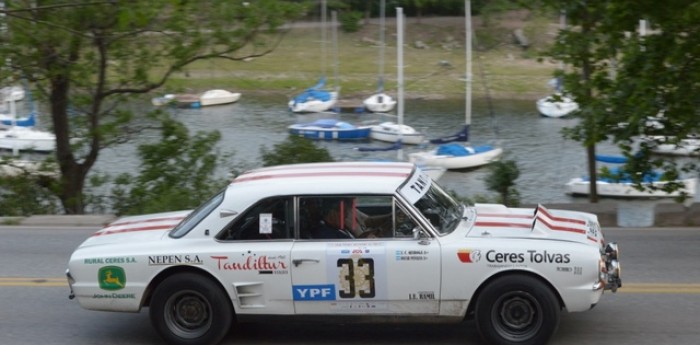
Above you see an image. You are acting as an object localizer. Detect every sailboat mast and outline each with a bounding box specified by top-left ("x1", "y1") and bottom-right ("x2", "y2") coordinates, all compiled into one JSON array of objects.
[
  {"x1": 332, "y1": 10, "x2": 339, "y2": 92},
  {"x1": 465, "y1": 0, "x2": 472, "y2": 127},
  {"x1": 397, "y1": 7, "x2": 404, "y2": 160},
  {"x1": 321, "y1": 0, "x2": 327, "y2": 78},
  {"x1": 378, "y1": 0, "x2": 386, "y2": 92}
]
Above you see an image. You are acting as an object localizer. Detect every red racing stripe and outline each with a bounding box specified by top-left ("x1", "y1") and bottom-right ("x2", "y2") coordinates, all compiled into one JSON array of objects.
[
  {"x1": 233, "y1": 171, "x2": 410, "y2": 183},
  {"x1": 92, "y1": 225, "x2": 174, "y2": 237}
]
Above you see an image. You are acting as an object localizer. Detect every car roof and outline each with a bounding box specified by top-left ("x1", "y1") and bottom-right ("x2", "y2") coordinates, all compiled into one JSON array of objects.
[{"x1": 229, "y1": 161, "x2": 417, "y2": 197}]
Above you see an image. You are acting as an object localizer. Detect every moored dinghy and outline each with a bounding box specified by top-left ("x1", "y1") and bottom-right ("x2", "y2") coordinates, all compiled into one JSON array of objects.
[
  {"x1": 289, "y1": 118, "x2": 371, "y2": 141},
  {"x1": 199, "y1": 89, "x2": 241, "y2": 107}
]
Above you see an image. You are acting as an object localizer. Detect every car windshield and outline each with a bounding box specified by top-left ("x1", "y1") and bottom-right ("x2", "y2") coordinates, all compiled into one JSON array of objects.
[
  {"x1": 412, "y1": 182, "x2": 464, "y2": 235},
  {"x1": 169, "y1": 190, "x2": 225, "y2": 238}
]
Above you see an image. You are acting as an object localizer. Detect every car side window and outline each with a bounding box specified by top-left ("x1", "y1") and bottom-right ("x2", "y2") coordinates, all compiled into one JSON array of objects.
[
  {"x1": 218, "y1": 197, "x2": 292, "y2": 241},
  {"x1": 298, "y1": 195, "x2": 418, "y2": 240}
]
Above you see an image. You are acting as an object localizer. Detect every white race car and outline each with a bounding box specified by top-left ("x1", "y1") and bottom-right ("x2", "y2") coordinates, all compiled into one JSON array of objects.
[{"x1": 66, "y1": 161, "x2": 621, "y2": 345}]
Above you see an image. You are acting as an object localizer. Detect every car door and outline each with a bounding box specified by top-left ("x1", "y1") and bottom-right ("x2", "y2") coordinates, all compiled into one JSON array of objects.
[
  {"x1": 214, "y1": 197, "x2": 295, "y2": 315},
  {"x1": 291, "y1": 195, "x2": 441, "y2": 315}
]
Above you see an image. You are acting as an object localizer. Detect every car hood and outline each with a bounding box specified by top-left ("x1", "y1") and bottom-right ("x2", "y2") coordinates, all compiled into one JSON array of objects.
[
  {"x1": 77, "y1": 210, "x2": 191, "y2": 248},
  {"x1": 468, "y1": 204, "x2": 604, "y2": 249}
]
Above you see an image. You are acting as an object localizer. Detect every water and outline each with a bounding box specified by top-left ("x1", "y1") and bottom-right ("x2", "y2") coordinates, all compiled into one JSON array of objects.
[{"x1": 93, "y1": 95, "x2": 698, "y2": 225}]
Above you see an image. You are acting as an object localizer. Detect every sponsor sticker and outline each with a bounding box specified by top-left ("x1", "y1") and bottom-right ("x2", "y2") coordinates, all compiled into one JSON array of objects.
[
  {"x1": 293, "y1": 284, "x2": 336, "y2": 301},
  {"x1": 457, "y1": 249, "x2": 481, "y2": 263},
  {"x1": 98, "y1": 266, "x2": 126, "y2": 291}
]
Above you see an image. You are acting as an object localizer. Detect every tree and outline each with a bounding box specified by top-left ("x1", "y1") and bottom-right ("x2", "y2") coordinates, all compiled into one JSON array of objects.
[
  {"x1": 538, "y1": 0, "x2": 699, "y2": 202},
  {"x1": 110, "y1": 118, "x2": 230, "y2": 216},
  {"x1": 484, "y1": 159, "x2": 520, "y2": 206},
  {"x1": 261, "y1": 136, "x2": 334, "y2": 166},
  {"x1": 0, "y1": 0, "x2": 306, "y2": 214}
]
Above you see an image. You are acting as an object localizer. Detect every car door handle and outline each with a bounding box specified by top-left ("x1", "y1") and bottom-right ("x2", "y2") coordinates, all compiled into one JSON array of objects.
[{"x1": 292, "y1": 259, "x2": 320, "y2": 267}]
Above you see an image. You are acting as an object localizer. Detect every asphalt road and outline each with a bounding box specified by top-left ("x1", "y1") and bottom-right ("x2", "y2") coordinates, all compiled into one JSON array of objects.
[{"x1": 1, "y1": 226, "x2": 699, "y2": 345}]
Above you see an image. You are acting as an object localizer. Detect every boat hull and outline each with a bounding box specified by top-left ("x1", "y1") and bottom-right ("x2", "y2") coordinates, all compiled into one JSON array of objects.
[
  {"x1": 646, "y1": 136, "x2": 700, "y2": 156},
  {"x1": 370, "y1": 122, "x2": 424, "y2": 145},
  {"x1": 536, "y1": 95, "x2": 579, "y2": 118},
  {"x1": 0, "y1": 127, "x2": 56, "y2": 152},
  {"x1": 409, "y1": 146, "x2": 503, "y2": 170},
  {"x1": 288, "y1": 92, "x2": 338, "y2": 113},
  {"x1": 363, "y1": 93, "x2": 397, "y2": 113},
  {"x1": 199, "y1": 90, "x2": 241, "y2": 106},
  {"x1": 565, "y1": 177, "x2": 697, "y2": 198}
]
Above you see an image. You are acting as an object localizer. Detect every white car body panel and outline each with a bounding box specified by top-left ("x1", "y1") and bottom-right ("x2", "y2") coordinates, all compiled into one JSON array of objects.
[{"x1": 67, "y1": 161, "x2": 619, "y2": 343}]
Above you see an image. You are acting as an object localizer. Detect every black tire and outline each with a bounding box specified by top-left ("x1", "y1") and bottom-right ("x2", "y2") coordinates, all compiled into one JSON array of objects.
[
  {"x1": 474, "y1": 275, "x2": 560, "y2": 345},
  {"x1": 150, "y1": 273, "x2": 233, "y2": 345}
]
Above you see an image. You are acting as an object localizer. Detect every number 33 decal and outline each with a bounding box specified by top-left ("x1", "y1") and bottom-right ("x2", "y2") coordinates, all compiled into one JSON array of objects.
[{"x1": 337, "y1": 258, "x2": 375, "y2": 298}]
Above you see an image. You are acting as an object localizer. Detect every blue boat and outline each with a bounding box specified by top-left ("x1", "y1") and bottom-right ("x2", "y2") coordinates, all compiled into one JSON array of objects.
[{"x1": 288, "y1": 119, "x2": 371, "y2": 141}]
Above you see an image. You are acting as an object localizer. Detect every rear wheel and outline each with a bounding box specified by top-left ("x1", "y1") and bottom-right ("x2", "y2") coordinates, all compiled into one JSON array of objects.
[
  {"x1": 150, "y1": 273, "x2": 233, "y2": 345},
  {"x1": 475, "y1": 275, "x2": 560, "y2": 345}
]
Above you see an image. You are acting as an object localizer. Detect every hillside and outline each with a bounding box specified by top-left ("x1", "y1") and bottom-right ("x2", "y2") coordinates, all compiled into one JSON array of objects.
[{"x1": 164, "y1": 10, "x2": 561, "y2": 101}]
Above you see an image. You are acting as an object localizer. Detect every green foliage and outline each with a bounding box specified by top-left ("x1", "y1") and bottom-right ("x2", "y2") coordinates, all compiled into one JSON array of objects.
[
  {"x1": 260, "y1": 136, "x2": 335, "y2": 166},
  {"x1": 484, "y1": 159, "x2": 521, "y2": 207},
  {"x1": 339, "y1": 11, "x2": 363, "y2": 33},
  {"x1": 0, "y1": 175, "x2": 60, "y2": 216},
  {"x1": 539, "y1": 0, "x2": 700, "y2": 201},
  {"x1": 0, "y1": 0, "x2": 307, "y2": 214},
  {"x1": 110, "y1": 118, "x2": 231, "y2": 216}
]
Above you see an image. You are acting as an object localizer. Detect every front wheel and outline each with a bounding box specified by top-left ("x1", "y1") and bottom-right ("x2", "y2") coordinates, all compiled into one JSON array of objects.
[
  {"x1": 150, "y1": 273, "x2": 233, "y2": 345},
  {"x1": 475, "y1": 275, "x2": 560, "y2": 345}
]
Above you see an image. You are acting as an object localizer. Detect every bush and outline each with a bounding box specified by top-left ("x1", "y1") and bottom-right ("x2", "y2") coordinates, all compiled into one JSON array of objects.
[
  {"x1": 260, "y1": 136, "x2": 334, "y2": 166},
  {"x1": 339, "y1": 11, "x2": 362, "y2": 33}
]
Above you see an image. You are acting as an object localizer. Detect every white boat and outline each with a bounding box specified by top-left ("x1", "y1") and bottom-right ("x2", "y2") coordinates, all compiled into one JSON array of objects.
[
  {"x1": 409, "y1": 0, "x2": 503, "y2": 170},
  {"x1": 363, "y1": 1, "x2": 396, "y2": 113},
  {"x1": 536, "y1": 13, "x2": 579, "y2": 118},
  {"x1": 647, "y1": 135, "x2": 700, "y2": 156},
  {"x1": 370, "y1": 122, "x2": 425, "y2": 144},
  {"x1": 199, "y1": 89, "x2": 241, "y2": 106},
  {"x1": 288, "y1": 80, "x2": 339, "y2": 113},
  {"x1": 0, "y1": 126, "x2": 56, "y2": 153},
  {"x1": 0, "y1": 100, "x2": 55, "y2": 153},
  {"x1": 288, "y1": 2, "x2": 339, "y2": 114},
  {"x1": 363, "y1": 92, "x2": 396, "y2": 113},
  {"x1": 565, "y1": 154, "x2": 697, "y2": 198},
  {"x1": 536, "y1": 92, "x2": 579, "y2": 118},
  {"x1": 369, "y1": 5, "x2": 423, "y2": 146},
  {"x1": 565, "y1": 175, "x2": 697, "y2": 198}
]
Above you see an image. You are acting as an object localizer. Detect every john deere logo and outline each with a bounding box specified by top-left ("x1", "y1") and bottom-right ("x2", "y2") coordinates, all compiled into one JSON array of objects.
[{"x1": 98, "y1": 266, "x2": 126, "y2": 291}]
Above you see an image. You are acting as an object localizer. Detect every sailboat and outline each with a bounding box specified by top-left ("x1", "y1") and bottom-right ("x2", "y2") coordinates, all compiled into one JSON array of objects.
[
  {"x1": 288, "y1": 0, "x2": 339, "y2": 113},
  {"x1": 565, "y1": 154, "x2": 697, "y2": 198},
  {"x1": 536, "y1": 11, "x2": 579, "y2": 118},
  {"x1": 363, "y1": 0, "x2": 397, "y2": 113},
  {"x1": 368, "y1": 3, "x2": 424, "y2": 145},
  {"x1": 408, "y1": 0, "x2": 502, "y2": 170},
  {"x1": 359, "y1": 8, "x2": 444, "y2": 181},
  {"x1": 0, "y1": 99, "x2": 55, "y2": 153}
]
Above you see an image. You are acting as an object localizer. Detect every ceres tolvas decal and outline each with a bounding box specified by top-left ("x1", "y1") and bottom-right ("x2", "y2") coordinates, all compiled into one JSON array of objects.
[{"x1": 486, "y1": 250, "x2": 570, "y2": 264}]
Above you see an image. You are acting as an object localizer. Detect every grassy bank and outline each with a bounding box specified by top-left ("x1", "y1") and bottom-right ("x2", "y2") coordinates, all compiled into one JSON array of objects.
[{"x1": 163, "y1": 11, "x2": 560, "y2": 101}]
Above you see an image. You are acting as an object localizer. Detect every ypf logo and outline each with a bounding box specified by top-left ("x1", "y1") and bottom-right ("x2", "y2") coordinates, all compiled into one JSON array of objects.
[
  {"x1": 98, "y1": 266, "x2": 126, "y2": 291},
  {"x1": 457, "y1": 249, "x2": 481, "y2": 263}
]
